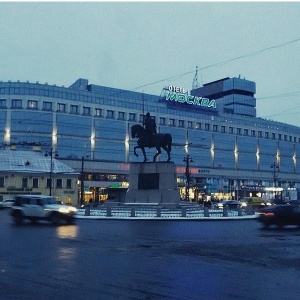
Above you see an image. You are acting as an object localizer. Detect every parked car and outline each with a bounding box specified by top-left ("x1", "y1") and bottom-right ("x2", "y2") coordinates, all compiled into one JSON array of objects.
[
  {"x1": 216, "y1": 200, "x2": 241, "y2": 210},
  {"x1": 257, "y1": 204, "x2": 300, "y2": 228},
  {"x1": 10, "y1": 195, "x2": 77, "y2": 225},
  {"x1": 0, "y1": 199, "x2": 15, "y2": 209}
]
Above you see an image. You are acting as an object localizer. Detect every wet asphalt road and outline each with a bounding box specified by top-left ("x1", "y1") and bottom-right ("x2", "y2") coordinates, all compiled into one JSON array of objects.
[{"x1": 1, "y1": 209, "x2": 300, "y2": 300}]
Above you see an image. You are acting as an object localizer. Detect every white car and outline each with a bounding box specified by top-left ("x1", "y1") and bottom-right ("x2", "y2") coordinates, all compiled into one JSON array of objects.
[
  {"x1": 0, "y1": 199, "x2": 15, "y2": 209},
  {"x1": 10, "y1": 195, "x2": 77, "y2": 225}
]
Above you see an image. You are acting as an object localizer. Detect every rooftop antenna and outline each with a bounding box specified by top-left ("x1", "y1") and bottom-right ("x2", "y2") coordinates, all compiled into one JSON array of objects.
[{"x1": 192, "y1": 66, "x2": 199, "y2": 90}]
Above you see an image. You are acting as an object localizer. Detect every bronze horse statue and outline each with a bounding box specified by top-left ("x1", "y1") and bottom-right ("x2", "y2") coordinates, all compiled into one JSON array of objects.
[{"x1": 131, "y1": 124, "x2": 172, "y2": 162}]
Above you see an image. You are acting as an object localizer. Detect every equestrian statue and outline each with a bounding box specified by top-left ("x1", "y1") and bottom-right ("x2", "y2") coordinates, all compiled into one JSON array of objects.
[{"x1": 131, "y1": 112, "x2": 172, "y2": 162}]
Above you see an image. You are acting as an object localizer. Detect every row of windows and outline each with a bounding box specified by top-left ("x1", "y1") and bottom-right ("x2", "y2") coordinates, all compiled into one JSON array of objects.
[
  {"x1": 1, "y1": 98, "x2": 300, "y2": 143},
  {"x1": 0, "y1": 177, "x2": 73, "y2": 189}
]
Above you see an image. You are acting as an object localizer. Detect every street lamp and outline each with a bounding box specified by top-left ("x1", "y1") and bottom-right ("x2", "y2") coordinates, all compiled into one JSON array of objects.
[
  {"x1": 45, "y1": 149, "x2": 59, "y2": 196},
  {"x1": 271, "y1": 162, "x2": 279, "y2": 199},
  {"x1": 80, "y1": 154, "x2": 91, "y2": 206},
  {"x1": 183, "y1": 154, "x2": 193, "y2": 202}
]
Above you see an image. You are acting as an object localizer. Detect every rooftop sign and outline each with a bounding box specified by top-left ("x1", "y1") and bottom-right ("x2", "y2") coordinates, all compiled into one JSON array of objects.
[{"x1": 165, "y1": 86, "x2": 216, "y2": 109}]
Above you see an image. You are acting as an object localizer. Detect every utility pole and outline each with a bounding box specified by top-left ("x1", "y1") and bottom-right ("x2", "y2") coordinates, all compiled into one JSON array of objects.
[
  {"x1": 184, "y1": 154, "x2": 193, "y2": 202},
  {"x1": 271, "y1": 162, "x2": 279, "y2": 199}
]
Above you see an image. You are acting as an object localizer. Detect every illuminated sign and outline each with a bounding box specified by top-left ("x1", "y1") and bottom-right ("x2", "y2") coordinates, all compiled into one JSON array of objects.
[{"x1": 165, "y1": 85, "x2": 216, "y2": 109}]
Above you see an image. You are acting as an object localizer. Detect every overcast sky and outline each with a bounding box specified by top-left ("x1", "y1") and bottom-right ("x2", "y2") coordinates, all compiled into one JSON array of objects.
[{"x1": 1, "y1": 2, "x2": 300, "y2": 126}]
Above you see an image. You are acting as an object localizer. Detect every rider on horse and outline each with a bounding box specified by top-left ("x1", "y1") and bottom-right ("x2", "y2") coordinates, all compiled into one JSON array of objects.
[{"x1": 144, "y1": 112, "x2": 157, "y2": 147}]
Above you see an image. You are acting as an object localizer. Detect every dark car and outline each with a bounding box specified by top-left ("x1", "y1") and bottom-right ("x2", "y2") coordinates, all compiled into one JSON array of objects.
[
  {"x1": 257, "y1": 204, "x2": 300, "y2": 228},
  {"x1": 216, "y1": 200, "x2": 242, "y2": 210}
]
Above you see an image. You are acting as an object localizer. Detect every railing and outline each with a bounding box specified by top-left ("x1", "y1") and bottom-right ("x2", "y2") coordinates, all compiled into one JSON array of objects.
[{"x1": 77, "y1": 205, "x2": 256, "y2": 219}]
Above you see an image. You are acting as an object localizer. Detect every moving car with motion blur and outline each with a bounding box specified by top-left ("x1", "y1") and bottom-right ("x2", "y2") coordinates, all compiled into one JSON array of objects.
[
  {"x1": 10, "y1": 195, "x2": 77, "y2": 225},
  {"x1": 257, "y1": 204, "x2": 300, "y2": 228},
  {"x1": 0, "y1": 199, "x2": 15, "y2": 209}
]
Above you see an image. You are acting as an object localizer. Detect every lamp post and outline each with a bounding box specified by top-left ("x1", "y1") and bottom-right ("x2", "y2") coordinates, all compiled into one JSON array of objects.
[
  {"x1": 183, "y1": 154, "x2": 193, "y2": 202},
  {"x1": 45, "y1": 149, "x2": 58, "y2": 196},
  {"x1": 80, "y1": 156, "x2": 85, "y2": 206},
  {"x1": 271, "y1": 162, "x2": 279, "y2": 199}
]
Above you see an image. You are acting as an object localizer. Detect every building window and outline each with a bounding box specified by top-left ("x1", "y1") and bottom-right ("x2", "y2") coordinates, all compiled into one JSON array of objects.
[
  {"x1": 258, "y1": 131, "x2": 262, "y2": 138},
  {"x1": 251, "y1": 130, "x2": 256, "y2": 137},
  {"x1": 12, "y1": 99, "x2": 23, "y2": 108},
  {"x1": 43, "y1": 101, "x2": 52, "y2": 111},
  {"x1": 159, "y1": 117, "x2": 166, "y2": 126},
  {"x1": 56, "y1": 178, "x2": 63, "y2": 188},
  {"x1": 32, "y1": 178, "x2": 39, "y2": 188},
  {"x1": 46, "y1": 178, "x2": 51, "y2": 188},
  {"x1": 237, "y1": 128, "x2": 241, "y2": 135},
  {"x1": 205, "y1": 123, "x2": 210, "y2": 131},
  {"x1": 95, "y1": 108, "x2": 103, "y2": 117},
  {"x1": 107, "y1": 110, "x2": 114, "y2": 119},
  {"x1": 284, "y1": 135, "x2": 287, "y2": 141},
  {"x1": 221, "y1": 126, "x2": 226, "y2": 133},
  {"x1": 22, "y1": 178, "x2": 28, "y2": 188},
  {"x1": 139, "y1": 114, "x2": 145, "y2": 123},
  {"x1": 213, "y1": 125, "x2": 218, "y2": 132},
  {"x1": 0, "y1": 177, "x2": 4, "y2": 188},
  {"x1": 83, "y1": 106, "x2": 91, "y2": 115},
  {"x1": 0, "y1": 99, "x2": 7, "y2": 108},
  {"x1": 265, "y1": 132, "x2": 269, "y2": 139},
  {"x1": 66, "y1": 179, "x2": 72, "y2": 189},
  {"x1": 188, "y1": 121, "x2": 193, "y2": 128},
  {"x1": 118, "y1": 111, "x2": 125, "y2": 120},
  {"x1": 178, "y1": 120, "x2": 185, "y2": 127},
  {"x1": 229, "y1": 127, "x2": 234, "y2": 134},
  {"x1": 70, "y1": 105, "x2": 79, "y2": 114},
  {"x1": 28, "y1": 100, "x2": 38, "y2": 109},
  {"x1": 196, "y1": 122, "x2": 201, "y2": 129},
  {"x1": 244, "y1": 129, "x2": 248, "y2": 136},
  {"x1": 278, "y1": 134, "x2": 282, "y2": 140},
  {"x1": 294, "y1": 137, "x2": 297, "y2": 143},
  {"x1": 129, "y1": 113, "x2": 136, "y2": 121},
  {"x1": 169, "y1": 118, "x2": 176, "y2": 126},
  {"x1": 65, "y1": 196, "x2": 72, "y2": 204},
  {"x1": 57, "y1": 103, "x2": 66, "y2": 112},
  {"x1": 272, "y1": 133, "x2": 276, "y2": 139}
]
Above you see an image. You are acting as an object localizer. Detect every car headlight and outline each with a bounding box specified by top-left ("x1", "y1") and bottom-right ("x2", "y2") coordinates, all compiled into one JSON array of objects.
[
  {"x1": 59, "y1": 207, "x2": 69, "y2": 213},
  {"x1": 241, "y1": 203, "x2": 247, "y2": 207},
  {"x1": 68, "y1": 207, "x2": 77, "y2": 213}
]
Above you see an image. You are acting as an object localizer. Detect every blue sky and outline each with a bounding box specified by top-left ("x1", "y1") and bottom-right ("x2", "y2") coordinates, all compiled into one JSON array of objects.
[{"x1": 1, "y1": 2, "x2": 300, "y2": 126}]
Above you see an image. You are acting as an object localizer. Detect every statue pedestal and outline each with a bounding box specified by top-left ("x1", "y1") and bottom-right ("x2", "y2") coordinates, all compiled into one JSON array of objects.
[{"x1": 125, "y1": 162, "x2": 180, "y2": 205}]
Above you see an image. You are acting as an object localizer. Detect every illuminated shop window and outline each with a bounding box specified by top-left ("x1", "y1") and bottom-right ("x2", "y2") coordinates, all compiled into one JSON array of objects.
[
  {"x1": 95, "y1": 108, "x2": 103, "y2": 117},
  {"x1": 169, "y1": 118, "x2": 175, "y2": 126},
  {"x1": 196, "y1": 122, "x2": 201, "y2": 129}
]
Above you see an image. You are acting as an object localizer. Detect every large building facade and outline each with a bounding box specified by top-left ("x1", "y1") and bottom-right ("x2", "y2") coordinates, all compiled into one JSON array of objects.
[{"x1": 0, "y1": 77, "x2": 299, "y2": 202}]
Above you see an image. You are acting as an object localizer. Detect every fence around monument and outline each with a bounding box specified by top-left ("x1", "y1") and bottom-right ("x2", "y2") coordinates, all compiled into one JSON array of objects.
[{"x1": 76, "y1": 205, "x2": 256, "y2": 219}]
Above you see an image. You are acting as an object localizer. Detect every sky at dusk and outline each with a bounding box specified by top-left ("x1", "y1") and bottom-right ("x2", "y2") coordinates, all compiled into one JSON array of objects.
[{"x1": 1, "y1": 2, "x2": 300, "y2": 126}]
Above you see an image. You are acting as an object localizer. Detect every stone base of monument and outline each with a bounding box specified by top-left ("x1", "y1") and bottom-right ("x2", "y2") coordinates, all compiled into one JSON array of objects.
[{"x1": 125, "y1": 162, "x2": 180, "y2": 206}]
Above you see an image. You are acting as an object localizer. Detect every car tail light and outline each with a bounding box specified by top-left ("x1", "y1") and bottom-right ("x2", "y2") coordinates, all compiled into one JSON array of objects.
[{"x1": 264, "y1": 212, "x2": 275, "y2": 217}]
